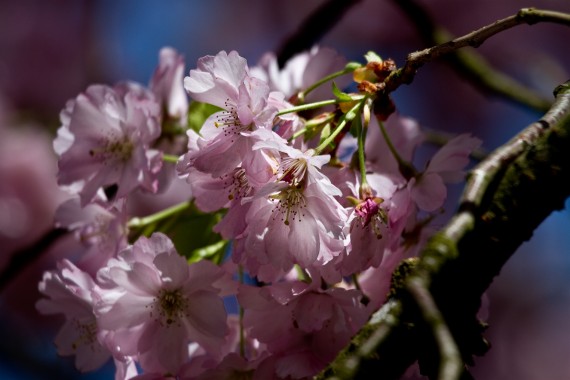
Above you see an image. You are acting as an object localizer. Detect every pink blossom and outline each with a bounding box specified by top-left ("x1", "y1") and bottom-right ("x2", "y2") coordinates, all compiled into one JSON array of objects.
[
  {"x1": 240, "y1": 280, "x2": 368, "y2": 378},
  {"x1": 95, "y1": 233, "x2": 234, "y2": 374},
  {"x1": 55, "y1": 196, "x2": 128, "y2": 275},
  {"x1": 36, "y1": 259, "x2": 111, "y2": 372},
  {"x1": 0, "y1": 121, "x2": 66, "y2": 264},
  {"x1": 240, "y1": 142, "x2": 347, "y2": 274},
  {"x1": 358, "y1": 247, "x2": 407, "y2": 311},
  {"x1": 318, "y1": 168, "x2": 400, "y2": 280},
  {"x1": 54, "y1": 82, "x2": 162, "y2": 205},
  {"x1": 365, "y1": 113, "x2": 424, "y2": 181},
  {"x1": 181, "y1": 80, "x2": 277, "y2": 178},
  {"x1": 410, "y1": 133, "x2": 481, "y2": 212},
  {"x1": 181, "y1": 50, "x2": 279, "y2": 178},
  {"x1": 177, "y1": 129, "x2": 277, "y2": 214},
  {"x1": 177, "y1": 130, "x2": 279, "y2": 240},
  {"x1": 184, "y1": 50, "x2": 248, "y2": 109},
  {"x1": 251, "y1": 46, "x2": 348, "y2": 102},
  {"x1": 149, "y1": 47, "x2": 188, "y2": 123}
]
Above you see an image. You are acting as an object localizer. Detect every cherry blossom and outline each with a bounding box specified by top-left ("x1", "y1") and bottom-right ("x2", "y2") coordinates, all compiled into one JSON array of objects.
[
  {"x1": 95, "y1": 233, "x2": 234, "y2": 374},
  {"x1": 239, "y1": 139, "x2": 347, "y2": 275},
  {"x1": 252, "y1": 46, "x2": 348, "y2": 102},
  {"x1": 54, "y1": 82, "x2": 162, "y2": 205},
  {"x1": 365, "y1": 113, "x2": 424, "y2": 182},
  {"x1": 240, "y1": 280, "x2": 368, "y2": 379},
  {"x1": 36, "y1": 44, "x2": 487, "y2": 380},
  {"x1": 54, "y1": 196, "x2": 128, "y2": 275},
  {"x1": 149, "y1": 47, "x2": 188, "y2": 123},
  {"x1": 36, "y1": 259, "x2": 111, "y2": 372},
  {"x1": 409, "y1": 133, "x2": 482, "y2": 211},
  {"x1": 180, "y1": 50, "x2": 281, "y2": 178}
]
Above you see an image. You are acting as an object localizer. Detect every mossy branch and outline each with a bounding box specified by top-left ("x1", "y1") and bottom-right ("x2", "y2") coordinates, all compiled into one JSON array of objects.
[{"x1": 319, "y1": 83, "x2": 570, "y2": 379}]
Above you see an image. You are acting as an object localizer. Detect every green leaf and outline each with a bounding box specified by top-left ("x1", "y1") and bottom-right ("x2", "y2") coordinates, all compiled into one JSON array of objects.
[
  {"x1": 332, "y1": 82, "x2": 353, "y2": 102},
  {"x1": 187, "y1": 102, "x2": 223, "y2": 133},
  {"x1": 154, "y1": 202, "x2": 227, "y2": 261},
  {"x1": 188, "y1": 240, "x2": 228, "y2": 265},
  {"x1": 348, "y1": 101, "x2": 364, "y2": 137}
]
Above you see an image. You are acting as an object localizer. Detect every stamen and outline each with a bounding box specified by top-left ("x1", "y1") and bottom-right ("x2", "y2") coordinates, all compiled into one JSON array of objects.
[
  {"x1": 354, "y1": 198, "x2": 388, "y2": 239},
  {"x1": 89, "y1": 134, "x2": 134, "y2": 165},
  {"x1": 70, "y1": 319, "x2": 100, "y2": 352},
  {"x1": 214, "y1": 99, "x2": 248, "y2": 140},
  {"x1": 271, "y1": 185, "x2": 307, "y2": 225},
  {"x1": 223, "y1": 168, "x2": 252, "y2": 201},
  {"x1": 148, "y1": 288, "x2": 189, "y2": 327},
  {"x1": 278, "y1": 157, "x2": 308, "y2": 186}
]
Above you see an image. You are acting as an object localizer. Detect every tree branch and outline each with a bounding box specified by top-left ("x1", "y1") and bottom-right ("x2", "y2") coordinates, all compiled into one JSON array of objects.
[
  {"x1": 0, "y1": 228, "x2": 68, "y2": 292},
  {"x1": 383, "y1": 6, "x2": 570, "y2": 111},
  {"x1": 276, "y1": 0, "x2": 363, "y2": 68},
  {"x1": 406, "y1": 276, "x2": 462, "y2": 380},
  {"x1": 319, "y1": 82, "x2": 570, "y2": 379}
]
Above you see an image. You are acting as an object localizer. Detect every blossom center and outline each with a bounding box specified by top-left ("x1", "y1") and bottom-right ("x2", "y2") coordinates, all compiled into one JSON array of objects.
[
  {"x1": 153, "y1": 288, "x2": 188, "y2": 326},
  {"x1": 71, "y1": 318, "x2": 100, "y2": 351},
  {"x1": 214, "y1": 99, "x2": 249, "y2": 138},
  {"x1": 271, "y1": 185, "x2": 307, "y2": 225},
  {"x1": 354, "y1": 198, "x2": 387, "y2": 239},
  {"x1": 224, "y1": 168, "x2": 252, "y2": 200},
  {"x1": 278, "y1": 157, "x2": 308, "y2": 186},
  {"x1": 89, "y1": 136, "x2": 134, "y2": 164}
]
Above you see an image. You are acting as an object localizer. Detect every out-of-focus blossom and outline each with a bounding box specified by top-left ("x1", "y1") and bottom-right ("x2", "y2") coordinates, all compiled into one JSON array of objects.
[
  {"x1": 0, "y1": 120, "x2": 67, "y2": 265},
  {"x1": 36, "y1": 259, "x2": 111, "y2": 372},
  {"x1": 240, "y1": 280, "x2": 368, "y2": 379},
  {"x1": 409, "y1": 133, "x2": 481, "y2": 211},
  {"x1": 365, "y1": 114, "x2": 425, "y2": 182},
  {"x1": 54, "y1": 196, "x2": 128, "y2": 275},
  {"x1": 252, "y1": 46, "x2": 348, "y2": 102},
  {"x1": 54, "y1": 82, "x2": 162, "y2": 206},
  {"x1": 149, "y1": 47, "x2": 188, "y2": 123}
]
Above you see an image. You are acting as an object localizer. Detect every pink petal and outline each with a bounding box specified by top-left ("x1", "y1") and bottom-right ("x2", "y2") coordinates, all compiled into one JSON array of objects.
[
  {"x1": 289, "y1": 211, "x2": 320, "y2": 267},
  {"x1": 184, "y1": 290, "x2": 228, "y2": 350},
  {"x1": 410, "y1": 173, "x2": 447, "y2": 212},
  {"x1": 428, "y1": 134, "x2": 481, "y2": 175},
  {"x1": 153, "y1": 252, "x2": 189, "y2": 286}
]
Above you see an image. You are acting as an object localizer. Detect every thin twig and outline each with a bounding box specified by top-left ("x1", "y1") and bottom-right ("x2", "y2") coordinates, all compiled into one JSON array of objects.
[
  {"x1": 0, "y1": 228, "x2": 68, "y2": 292},
  {"x1": 384, "y1": 6, "x2": 570, "y2": 111}
]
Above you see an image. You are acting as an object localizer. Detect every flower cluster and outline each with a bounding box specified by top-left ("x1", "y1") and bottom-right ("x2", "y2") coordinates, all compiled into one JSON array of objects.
[{"x1": 38, "y1": 46, "x2": 481, "y2": 379}]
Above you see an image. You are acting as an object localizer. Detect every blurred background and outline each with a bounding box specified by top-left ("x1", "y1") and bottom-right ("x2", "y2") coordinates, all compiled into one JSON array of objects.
[{"x1": 1, "y1": 0, "x2": 570, "y2": 378}]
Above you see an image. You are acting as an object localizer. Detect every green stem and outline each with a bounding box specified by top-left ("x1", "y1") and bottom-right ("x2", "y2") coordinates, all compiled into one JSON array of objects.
[
  {"x1": 276, "y1": 99, "x2": 340, "y2": 116},
  {"x1": 356, "y1": 112, "x2": 368, "y2": 193},
  {"x1": 288, "y1": 113, "x2": 337, "y2": 142},
  {"x1": 378, "y1": 119, "x2": 418, "y2": 179},
  {"x1": 315, "y1": 100, "x2": 365, "y2": 154},
  {"x1": 299, "y1": 66, "x2": 356, "y2": 100},
  {"x1": 289, "y1": 127, "x2": 309, "y2": 142},
  {"x1": 162, "y1": 154, "x2": 180, "y2": 164},
  {"x1": 127, "y1": 200, "x2": 192, "y2": 229}
]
